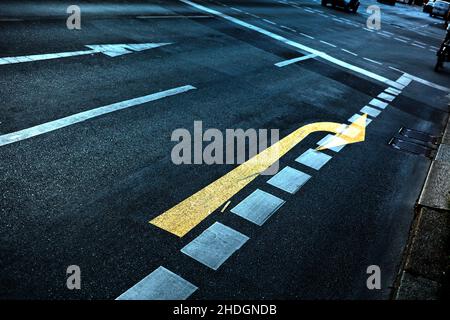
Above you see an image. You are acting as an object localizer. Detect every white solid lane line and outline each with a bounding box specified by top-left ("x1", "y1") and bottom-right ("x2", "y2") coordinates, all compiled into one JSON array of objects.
[
  {"x1": 0, "y1": 85, "x2": 196, "y2": 147},
  {"x1": 275, "y1": 53, "x2": 318, "y2": 67},
  {"x1": 179, "y1": 0, "x2": 403, "y2": 89}
]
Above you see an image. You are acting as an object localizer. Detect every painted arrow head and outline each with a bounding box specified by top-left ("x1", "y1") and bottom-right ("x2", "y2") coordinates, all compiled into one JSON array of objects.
[
  {"x1": 85, "y1": 43, "x2": 172, "y2": 57},
  {"x1": 317, "y1": 113, "x2": 368, "y2": 151}
]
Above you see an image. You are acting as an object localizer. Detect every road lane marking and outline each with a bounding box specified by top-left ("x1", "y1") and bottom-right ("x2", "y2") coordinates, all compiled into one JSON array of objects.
[
  {"x1": 295, "y1": 148, "x2": 332, "y2": 170},
  {"x1": 394, "y1": 37, "x2": 408, "y2": 43},
  {"x1": 230, "y1": 7, "x2": 243, "y2": 12},
  {"x1": 411, "y1": 43, "x2": 425, "y2": 49},
  {"x1": 341, "y1": 49, "x2": 358, "y2": 56},
  {"x1": 179, "y1": 0, "x2": 403, "y2": 89},
  {"x1": 116, "y1": 266, "x2": 197, "y2": 300},
  {"x1": 349, "y1": 114, "x2": 372, "y2": 126},
  {"x1": 360, "y1": 105, "x2": 381, "y2": 118},
  {"x1": 280, "y1": 25, "x2": 296, "y2": 32},
  {"x1": 275, "y1": 53, "x2": 318, "y2": 67},
  {"x1": 0, "y1": 85, "x2": 196, "y2": 147},
  {"x1": 368, "y1": 98, "x2": 388, "y2": 110},
  {"x1": 181, "y1": 222, "x2": 249, "y2": 270},
  {"x1": 299, "y1": 32, "x2": 315, "y2": 39},
  {"x1": 396, "y1": 74, "x2": 413, "y2": 87},
  {"x1": 0, "y1": 43, "x2": 171, "y2": 65},
  {"x1": 136, "y1": 15, "x2": 211, "y2": 19},
  {"x1": 363, "y1": 57, "x2": 382, "y2": 65},
  {"x1": 220, "y1": 201, "x2": 231, "y2": 212},
  {"x1": 316, "y1": 134, "x2": 347, "y2": 152},
  {"x1": 151, "y1": 115, "x2": 367, "y2": 237},
  {"x1": 319, "y1": 40, "x2": 337, "y2": 48},
  {"x1": 263, "y1": 18, "x2": 277, "y2": 25},
  {"x1": 385, "y1": 87, "x2": 401, "y2": 95},
  {"x1": 403, "y1": 73, "x2": 450, "y2": 93},
  {"x1": 377, "y1": 92, "x2": 395, "y2": 102},
  {"x1": 266, "y1": 166, "x2": 311, "y2": 194},
  {"x1": 230, "y1": 189, "x2": 285, "y2": 225}
]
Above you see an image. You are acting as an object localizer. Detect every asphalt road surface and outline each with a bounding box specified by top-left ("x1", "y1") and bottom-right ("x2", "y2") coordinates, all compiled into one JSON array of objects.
[{"x1": 0, "y1": 0, "x2": 449, "y2": 299}]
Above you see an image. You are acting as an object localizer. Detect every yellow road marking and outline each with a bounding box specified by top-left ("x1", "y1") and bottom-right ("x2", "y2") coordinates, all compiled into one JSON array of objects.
[
  {"x1": 220, "y1": 201, "x2": 231, "y2": 213},
  {"x1": 150, "y1": 114, "x2": 367, "y2": 237}
]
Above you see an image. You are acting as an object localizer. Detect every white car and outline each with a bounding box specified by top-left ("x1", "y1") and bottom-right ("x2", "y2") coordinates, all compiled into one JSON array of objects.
[{"x1": 431, "y1": 0, "x2": 450, "y2": 18}]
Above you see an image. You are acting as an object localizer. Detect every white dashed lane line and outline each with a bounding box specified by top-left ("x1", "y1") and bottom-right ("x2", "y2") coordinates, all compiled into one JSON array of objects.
[
  {"x1": 181, "y1": 222, "x2": 249, "y2": 270},
  {"x1": 267, "y1": 166, "x2": 312, "y2": 194},
  {"x1": 116, "y1": 266, "x2": 198, "y2": 300},
  {"x1": 230, "y1": 189, "x2": 286, "y2": 226},
  {"x1": 360, "y1": 105, "x2": 382, "y2": 118},
  {"x1": 263, "y1": 18, "x2": 277, "y2": 25},
  {"x1": 299, "y1": 32, "x2": 315, "y2": 39},
  {"x1": 319, "y1": 40, "x2": 337, "y2": 48},
  {"x1": 295, "y1": 149, "x2": 332, "y2": 170},
  {"x1": 363, "y1": 57, "x2": 383, "y2": 65},
  {"x1": 394, "y1": 37, "x2": 408, "y2": 43},
  {"x1": 341, "y1": 48, "x2": 358, "y2": 56}
]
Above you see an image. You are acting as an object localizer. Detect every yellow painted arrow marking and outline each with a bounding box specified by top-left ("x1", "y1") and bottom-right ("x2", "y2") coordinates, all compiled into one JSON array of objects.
[{"x1": 150, "y1": 114, "x2": 368, "y2": 237}]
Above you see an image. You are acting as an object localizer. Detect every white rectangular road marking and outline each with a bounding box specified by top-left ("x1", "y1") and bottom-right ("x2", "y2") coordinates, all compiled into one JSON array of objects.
[
  {"x1": 0, "y1": 85, "x2": 196, "y2": 147},
  {"x1": 341, "y1": 48, "x2": 358, "y2": 56},
  {"x1": 116, "y1": 266, "x2": 197, "y2": 300},
  {"x1": 412, "y1": 43, "x2": 425, "y2": 49},
  {"x1": 263, "y1": 18, "x2": 277, "y2": 25},
  {"x1": 377, "y1": 92, "x2": 395, "y2": 102},
  {"x1": 181, "y1": 222, "x2": 249, "y2": 270},
  {"x1": 316, "y1": 134, "x2": 347, "y2": 152},
  {"x1": 299, "y1": 32, "x2": 315, "y2": 39},
  {"x1": 396, "y1": 74, "x2": 413, "y2": 87},
  {"x1": 349, "y1": 113, "x2": 372, "y2": 126},
  {"x1": 360, "y1": 105, "x2": 381, "y2": 118},
  {"x1": 394, "y1": 37, "x2": 408, "y2": 43},
  {"x1": 385, "y1": 87, "x2": 401, "y2": 95},
  {"x1": 179, "y1": 0, "x2": 403, "y2": 89},
  {"x1": 320, "y1": 40, "x2": 337, "y2": 48},
  {"x1": 267, "y1": 166, "x2": 311, "y2": 194},
  {"x1": 295, "y1": 148, "x2": 332, "y2": 170},
  {"x1": 231, "y1": 189, "x2": 285, "y2": 226},
  {"x1": 368, "y1": 98, "x2": 388, "y2": 110},
  {"x1": 275, "y1": 53, "x2": 318, "y2": 67},
  {"x1": 280, "y1": 25, "x2": 296, "y2": 32},
  {"x1": 363, "y1": 57, "x2": 382, "y2": 65}
]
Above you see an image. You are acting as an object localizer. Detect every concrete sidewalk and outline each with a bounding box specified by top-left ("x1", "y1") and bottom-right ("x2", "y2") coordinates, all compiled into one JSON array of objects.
[{"x1": 394, "y1": 106, "x2": 450, "y2": 300}]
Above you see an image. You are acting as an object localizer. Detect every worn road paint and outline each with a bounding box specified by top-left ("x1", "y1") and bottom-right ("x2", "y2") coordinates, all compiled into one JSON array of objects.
[{"x1": 0, "y1": 43, "x2": 171, "y2": 65}]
